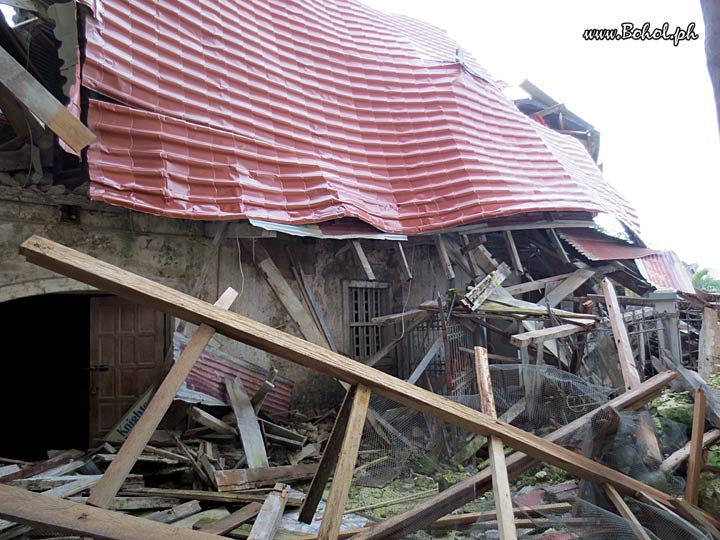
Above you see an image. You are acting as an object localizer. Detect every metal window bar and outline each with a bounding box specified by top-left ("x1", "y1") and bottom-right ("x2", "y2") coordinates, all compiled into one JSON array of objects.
[{"x1": 349, "y1": 286, "x2": 386, "y2": 362}]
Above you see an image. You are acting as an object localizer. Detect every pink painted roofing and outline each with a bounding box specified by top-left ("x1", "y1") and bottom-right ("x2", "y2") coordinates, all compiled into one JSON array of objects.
[{"x1": 79, "y1": 0, "x2": 640, "y2": 235}]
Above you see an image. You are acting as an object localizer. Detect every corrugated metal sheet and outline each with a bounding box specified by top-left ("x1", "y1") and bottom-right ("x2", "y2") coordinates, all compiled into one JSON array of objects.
[
  {"x1": 174, "y1": 333, "x2": 292, "y2": 421},
  {"x1": 558, "y1": 228, "x2": 658, "y2": 261},
  {"x1": 636, "y1": 251, "x2": 695, "y2": 294},
  {"x1": 79, "y1": 0, "x2": 640, "y2": 235}
]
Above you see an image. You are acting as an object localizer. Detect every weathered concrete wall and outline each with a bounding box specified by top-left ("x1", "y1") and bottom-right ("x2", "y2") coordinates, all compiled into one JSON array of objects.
[{"x1": 0, "y1": 187, "x2": 446, "y2": 410}]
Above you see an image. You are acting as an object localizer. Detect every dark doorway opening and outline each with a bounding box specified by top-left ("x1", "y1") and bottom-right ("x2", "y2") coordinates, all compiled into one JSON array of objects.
[{"x1": 0, "y1": 294, "x2": 91, "y2": 460}]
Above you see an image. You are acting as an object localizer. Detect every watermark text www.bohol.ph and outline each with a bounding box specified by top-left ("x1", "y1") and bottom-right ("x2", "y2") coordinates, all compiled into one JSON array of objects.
[{"x1": 583, "y1": 23, "x2": 699, "y2": 46}]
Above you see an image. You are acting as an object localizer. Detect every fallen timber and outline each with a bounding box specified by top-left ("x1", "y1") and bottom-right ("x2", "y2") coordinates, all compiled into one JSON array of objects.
[{"x1": 17, "y1": 238, "x2": 688, "y2": 512}]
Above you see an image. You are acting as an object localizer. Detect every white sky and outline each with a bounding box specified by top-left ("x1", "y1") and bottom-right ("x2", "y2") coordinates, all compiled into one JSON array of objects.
[{"x1": 362, "y1": 0, "x2": 720, "y2": 269}]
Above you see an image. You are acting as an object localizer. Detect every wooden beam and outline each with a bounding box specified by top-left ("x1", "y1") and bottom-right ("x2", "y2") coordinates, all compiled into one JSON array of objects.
[
  {"x1": 215, "y1": 464, "x2": 319, "y2": 491},
  {"x1": 602, "y1": 278, "x2": 640, "y2": 391},
  {"x1": 318, "y1": 385, "x2": 371, "y2": 540},
  {"x1": 363, "y1": 315, "x2": 429, "y2": 368},
  {"x1": 661, "y1": 428, "x2": 720, "y2": 473},
  {"x1": 0, "y1": 450, "x2": 83, "y2": 483},
  {"x1": 510, "y1": 323, "x2": 589, "y2": 348},
  {"x1": 547, "y1": 229, "x2": 572, "y2": 264},
  {"x1": 434, "y1": 235, "x2": 455, "y2": 280},
  {"x1": 290, "y1": 255, "x2": 337, "y2": 352},
  {"x1": 395, "y1": 242, "x2": 412, "y2": 281},
  {"x1": 0, "y1": 483, "x2": 227, "y2": 540},
  {"x1": 19, "y1": 238, "x2": 681, "y2": 506},
  {"x1": 247, "y1": 483, "x2": 288, "y2": 540},
  {"x1": 119, "y1": 487, "x2": 302, "y2": 507},
  {"x1": 370, "y1": 309, "x2": 426, "y2": 326},
  {"x1": 686, "y1": 388, "x2": 708, "y2": 506},
  {"x1": 503, "y1": 231, "x2": 523, "y2": 274},
  {"x1": 187, "y1": 407, "x2": 237, "y2": 436},
  {"x1": 351, "y1": 241, "x2": 376, "y2": 281},
  {"x1": 225, "y1": 377, "x2": 269, "y2": 469},
  {"x1": 603, "y1": 484, "x2": 652, "y2": 540},
  {"x1": 87, "y1": 288, "x2": 238, "y2": 508},
  {"x1": 298, "y1": 387, "x2": 356, "y2": 524},
  {"x1": 197, "y1": 502, "x2": 262, "y2": 535},
  {"x1": 0, "y1": 46, "x2": 95, "y2": 152},
  {"x1": 348, "y1": 370, "x2": 676, "y2": 540},
  {"x1": 504, "y1": 274, "x2": 571, "y2": 296},
  {"x1": 406, "y1": 337, "x2": 442, "y2": 385},
  {"x1": 245, "y1": 240, "x2": 328, "y2": 347},
  {"x1": 474, "y1": 347, "x2": 517, "y2": 540},
  {"x1": 539, "y1": 269, "x2": 595, "y2": 308}
]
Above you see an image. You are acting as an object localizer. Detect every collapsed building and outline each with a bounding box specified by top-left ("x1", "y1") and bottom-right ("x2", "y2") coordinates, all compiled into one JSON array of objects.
[{"x1": 1, "y1": 0, "x2": 719, "y2": 539}]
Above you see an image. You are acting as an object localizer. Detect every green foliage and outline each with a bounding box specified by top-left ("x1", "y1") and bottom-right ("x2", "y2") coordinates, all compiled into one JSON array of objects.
[{"x1": 693, "y1": 268, "x2": 720, "y2": 292}]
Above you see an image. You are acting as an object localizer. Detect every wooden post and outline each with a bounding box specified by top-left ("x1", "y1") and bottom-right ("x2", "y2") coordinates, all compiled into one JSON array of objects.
[
  {"x1": 474, "y1": 347, "x2": 517, "y2": 540},
  {"x1": 87, "y1": 288, "x2": 238, "y2": 508},
  {"x1": 603, "y1": 484, "x2": 652, "y2": 540},
  {"x1": 318, "y1": 385, "x2": 371, "y2": 540},
  {"x1": 686, "y1": 388, "x2": 707, "y2": 506},
  {"x1": 298, "y1": 387, "x2": 356, "y2": 523}
]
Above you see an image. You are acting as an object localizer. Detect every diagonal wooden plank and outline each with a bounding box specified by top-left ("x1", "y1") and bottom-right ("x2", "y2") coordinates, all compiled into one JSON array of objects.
[
  {"x1": 604, "y1": 484, "x2": 653, "y2": 540},
  {"x1": 87, "y1": 288, "x2": 238, "y2": 508},
  {"x1": 686, "y1": 388, "x2": 708, "y2": 505},
  {"x1": 539, "y1": 268, "x2": 595, "y2": 308},
  {"x1": 247, "y1": 483, "x2": 288, "y2": 540},
  {"x1": 225, "y1": 377, "x2": 269, "y2": 469},
  {"x1": 197, "y1": 502, "x2": 262, "y2": 535},
  {"x1": 18, "y1": 237, "x2": 686, "y2": 507},
  {"x1": 0, "y1": 46, "x2": 95, "y2": 152}
]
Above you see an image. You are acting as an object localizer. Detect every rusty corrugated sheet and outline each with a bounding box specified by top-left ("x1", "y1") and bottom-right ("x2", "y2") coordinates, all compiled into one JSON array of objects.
[
  {"x1": 79, "y1": 0, "x2": 640, "y2": 235},
  {"x1": 636, "y1": 251, "x2": 695, "y2": 294},
  {"x1": 558, "y1": 228, "x2": 658, "y2": 261},
  {"x1": 174, "y1": 334, "x2": 292, "y2": 421}
]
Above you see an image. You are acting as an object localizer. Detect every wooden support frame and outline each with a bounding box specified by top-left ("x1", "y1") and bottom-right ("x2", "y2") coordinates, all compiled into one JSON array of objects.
[
  {"x1": 0, "y1": 46, "x2": 95, "y2": 152},
  {"x1": 18, "y1": 238, "x2": 689, "y2": 509},
  {"x1": 661, "y1": 428, "x2": 720, "y2": 473},
  {"x1": 474, "y1": 347, "x2": 517, "y2": 540},
  {"x1": 686, "y1": 388, "x2": 707, "y2": 506},
  {"x1": 318, "y1": 385, "x2": 371, "y2": 540},
  {"x1": 540, "y1": 269, "x2": 595, "y2": 308},
  {"x1": 395, "y1": 242, "x2": 413, "y2": 281},
  {"x1": 87, "y1": 288, "x2": 238, "y2": 509}
]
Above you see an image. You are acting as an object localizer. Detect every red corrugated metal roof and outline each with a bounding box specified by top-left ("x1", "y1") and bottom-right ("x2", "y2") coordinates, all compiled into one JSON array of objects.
[
  {"x1": 558, "y1": 228, "x2": 658, "y2": 261},
  {"x1": 79, "y1": 0, "x2": 640, "y2": 235},
  {"x1": 637, "y1": 251, "x2": 695, "y2": 294}
]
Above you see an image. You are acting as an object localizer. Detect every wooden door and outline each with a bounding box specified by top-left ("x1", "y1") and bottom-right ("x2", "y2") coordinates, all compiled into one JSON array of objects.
[{"x1": 89, "y1": 296, "x2": 168, "y2": 439}]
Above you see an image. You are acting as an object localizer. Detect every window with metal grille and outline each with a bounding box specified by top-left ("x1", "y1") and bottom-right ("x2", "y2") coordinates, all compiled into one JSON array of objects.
[{"x1": 344, "y1": 281, "x2": 390, "y2": 362}]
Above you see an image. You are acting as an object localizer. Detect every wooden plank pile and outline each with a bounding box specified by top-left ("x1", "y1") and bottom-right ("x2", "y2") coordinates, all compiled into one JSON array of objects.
[{"x1": 4, "y1": 236, "x2": 720, "y2": 540}]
